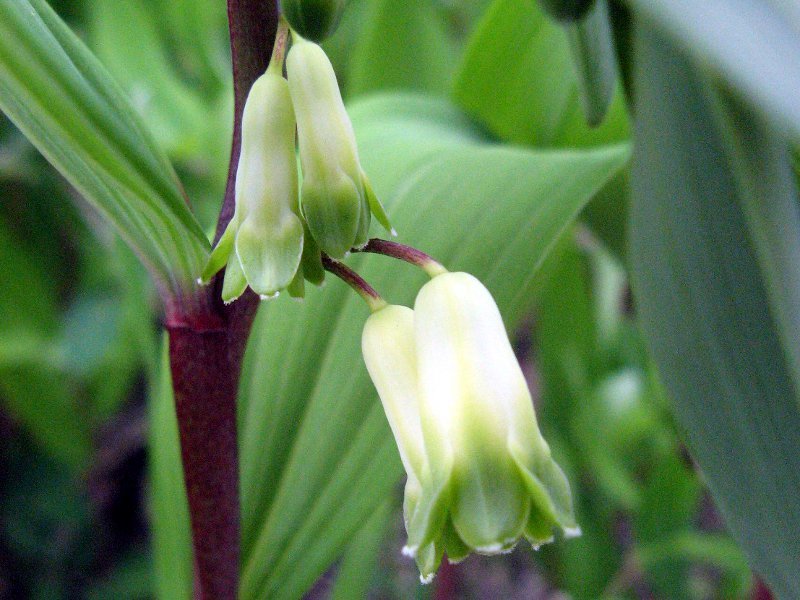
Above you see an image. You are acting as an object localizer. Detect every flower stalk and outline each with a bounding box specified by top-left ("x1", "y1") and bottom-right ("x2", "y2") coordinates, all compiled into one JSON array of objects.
[
  {"x1": 355, "y1": 238, "x2": 447, "y2": 277},
  {"x1": 321, "y1": 254, "x2": 386, "y2": 312}
]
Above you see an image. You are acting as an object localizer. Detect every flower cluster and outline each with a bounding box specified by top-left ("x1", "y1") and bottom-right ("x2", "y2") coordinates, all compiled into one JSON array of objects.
[
  {"x1": 201, "y1": 34, "x2": 391, "y2": 302},
  {"x1": 202, "y1": 13, "x2": 578, "y2": 584},
  {"x1": 362, "y1": 272, "x2": 579, "y2": 581}
]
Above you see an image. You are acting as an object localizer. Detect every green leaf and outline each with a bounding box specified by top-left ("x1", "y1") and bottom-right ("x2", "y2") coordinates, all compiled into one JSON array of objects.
[
  {"x1": 0, "y1": 0, "x2": 210, "y2": 300},
  {"x1": 347, "y1": 0, "x2": 456, "y2": 98},
  {"x1": 629, "y1": 24, "x2": 800, "y2": 598},
  {"x1": 709, "y1": 91, "x2": 800, "y2": 416},
  {"x1": 452, "y1": 0, "x2": 629, "y2": 147},
  {"x1": 87, "y1": 0, "x2": 213, "y2": 159},
  {"x1": 564, "y1": 0, "x2": 617, "y2": 127},
  {"x1": 330, "y1": 498, "x2": 393, "y2": 600},
  {"x1": 149, "y1": 340, "x2": 193, "y2": 600},
  {"x1": 0, "y1": 216, "x2": 90, "y2": 469},
  {"x1": 637, "y1": 532, "x2": 750, "y2": 587},
  {"x1": 623, "y1": 0, "x2": 800, "y2": 137}
]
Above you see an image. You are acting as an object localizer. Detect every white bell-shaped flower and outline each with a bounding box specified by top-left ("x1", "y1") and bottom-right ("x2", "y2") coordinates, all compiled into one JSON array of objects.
[
  {"x1": 286, "y1": 39, "x2": 392, "y2": 259},
  {"x1": 362, "y1": 272, "x2": 578, "y2": 581},
  {"x1": 201, "y1": 70, "x2": 304, "y2": 302}
]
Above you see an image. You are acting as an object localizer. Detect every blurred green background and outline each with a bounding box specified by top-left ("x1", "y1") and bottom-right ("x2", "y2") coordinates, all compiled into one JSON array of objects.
[{"x1": 0, "y1": 0, "x2": 764, "y2": 598}]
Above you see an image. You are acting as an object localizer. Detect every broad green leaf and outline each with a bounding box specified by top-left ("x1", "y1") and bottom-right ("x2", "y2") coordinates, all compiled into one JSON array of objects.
[
  {"x1": 0, "y1": 0, "x2": 210, "y2": 300},
  {"x1": 624, "y1": 0, "x2": 800, "y2": 138},
  {"x1": 330, "y1": 498, "x2": 393, "y2": 600},
  {"x1": 347, "y1": 0, "x2": 456, "y2": 99},
  {"x1": 710, "y1": 92, "x2": 800, "y2": 417},
  {"x1": 151, "y1": 93, "x2": 628, "y2": 599},
  {"x1": 452, "y1": 0, "x2": 629, "y2": 147},
  {"x1": 630, "y1": 24, "x2": 800, "y2": 598}
]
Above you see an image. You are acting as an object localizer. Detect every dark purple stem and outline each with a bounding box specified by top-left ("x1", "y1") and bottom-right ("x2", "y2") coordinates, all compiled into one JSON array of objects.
[
  {"x1": 322, "y1": 254, "x2": 384, "y2": 308},
  {"x1": 354, "y1": 238, "x2": 447, "y2": 275},
  {"x1": 166, "y1": 2, "x2": 279, "y2": 599}
]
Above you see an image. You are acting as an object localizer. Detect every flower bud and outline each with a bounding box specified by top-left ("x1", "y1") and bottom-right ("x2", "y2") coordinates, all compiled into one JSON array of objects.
[
  {"x1": 281, "y1": 0, "x2": 346, "y2": 43},
  {"x1": 201, "y1": 71, "x2": 303, "y2": 302},
  {"x1": 286, "y1": 40, "x2": 392, "y2": 259},
  {"x1": 362, "y1": 272, "x2": 578, "y2": 581}
]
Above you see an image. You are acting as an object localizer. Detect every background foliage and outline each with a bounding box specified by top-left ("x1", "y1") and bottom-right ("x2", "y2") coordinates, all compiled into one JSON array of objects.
[{"x1": 1, "y1": 0, "x2": 797, "y2": 598}]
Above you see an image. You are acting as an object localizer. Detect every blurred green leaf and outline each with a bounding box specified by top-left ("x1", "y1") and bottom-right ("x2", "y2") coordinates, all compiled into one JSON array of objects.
[
  {"x1": 0, "y1": 0, "x2": 210, "y2": 299},
  {"x1": 535, "y1": 240, "x2": 621, "y2": 597},
  {"x1": 87, "y1": 0, "x2": 213, "y2": 160},
  {"x1": 452, "y1": 0, "x2": 629, "y2": 147},
  {"x1": 637, "y1": 532, "x2": 750, "y2": 589},
  {"x1": 0, "y1": 216, "x2": 90, "y2": 468},
  {"x1": 347, "y1": 0, "x2": 456, "y2": 98},
  {"x1": 0, "y1": 365, "x2": 91, "y2": 470},
  {"x1": 624, "y1": 0, "x2": 800, "y2": 137},
  {"x1": 0, "y1": 215, "x2": 58, "y2": 334},
  {"x1": 630, "y1": 23, "x2": 800, "y2": 598},
  {"x1": 60, "y1": 295, "x2": 120, "y2": 377},
  {"x1": 150, "y1": 0, "x2": 230, "y2": 94},
  {"x1": 634, "y1": 453, "x2": 701, "y2": 600},
  {"x1": 564, "y1": 0, "x2": 617, "y2": 127}
]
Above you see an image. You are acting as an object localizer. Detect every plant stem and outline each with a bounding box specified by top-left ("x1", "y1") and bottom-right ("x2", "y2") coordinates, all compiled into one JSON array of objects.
[
  {"x1": 267, "y1": 17, "x2": 290, "y2": 75},
  {"x1": 322, "y1": 254, "x2": 387, "y2": 312},
  {"x1": 354, "y1": 238, "x2": 448, "y2": 277},
  {"x1": 166, "y1": 2, "x2": 279, "y2": 599}
]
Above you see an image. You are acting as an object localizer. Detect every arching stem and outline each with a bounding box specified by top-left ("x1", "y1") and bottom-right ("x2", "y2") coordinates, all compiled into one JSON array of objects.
[
  {"x1": 322, "y1": 254, "x2": 387, "y2": 312},
  {"x1": 354, "y1": 238, "x2": 448, "y2": 278}
]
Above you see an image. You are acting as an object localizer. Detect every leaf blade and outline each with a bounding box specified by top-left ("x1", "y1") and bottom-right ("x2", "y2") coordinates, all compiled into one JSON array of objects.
[
  {"x1": 624, "y1": 0, "x2": 800, "y2": 137},
  {"x1": 0, "y1": 0, "x2": 209, "y2": 298},
  {"x1": 629, "y1": 24, "x2": 800, "y2": 597}
]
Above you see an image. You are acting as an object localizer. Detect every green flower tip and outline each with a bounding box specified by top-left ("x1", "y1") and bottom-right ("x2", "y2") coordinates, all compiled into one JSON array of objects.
[
  {"x1": 282, "y1": 0, "x2": 346, "y2": 43},
  {"x1": 362, "y1": 272, "x2": 578, "y2": 581},
  {"x1": 287, "y1": 40, "x2": 393, "y2": 259}
]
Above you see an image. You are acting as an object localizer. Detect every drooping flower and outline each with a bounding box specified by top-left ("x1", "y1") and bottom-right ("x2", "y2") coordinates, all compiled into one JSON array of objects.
[
  {"x1": 362, "y1": 272, "x2": 578, "y2": 581},
  {"x1": 201, "y1": 69, "x2": 304, "y2": 302},
  {"x1": 286, "y1": 39, "x2": 392, "y2": 259}
]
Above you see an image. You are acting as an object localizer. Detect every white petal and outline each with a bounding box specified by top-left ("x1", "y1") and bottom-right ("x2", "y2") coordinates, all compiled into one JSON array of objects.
[
  {"x1": 414, "y1": 273, "x2": 533, "y2": 457},
  {"x1": 362, "y1": 305, "x2": 426, "y2": 481},
  {"x1": 287, "y1": 41, "x2": 361, "y2": 181}
]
